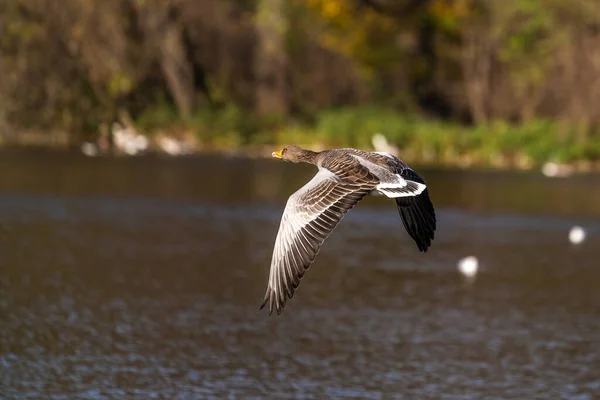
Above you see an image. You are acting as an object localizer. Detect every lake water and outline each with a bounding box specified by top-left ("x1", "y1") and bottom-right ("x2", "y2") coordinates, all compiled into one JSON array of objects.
[{"x1": 1, "y1": 149, "x2": 599, "y2": 399}]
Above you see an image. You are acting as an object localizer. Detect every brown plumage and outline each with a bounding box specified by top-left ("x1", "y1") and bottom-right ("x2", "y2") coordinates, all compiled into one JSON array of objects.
[{"x1": 262, "y1": 145, "x2": 436, "y2": 315}]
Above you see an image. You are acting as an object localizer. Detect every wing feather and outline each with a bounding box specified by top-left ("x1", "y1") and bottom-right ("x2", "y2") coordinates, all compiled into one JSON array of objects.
[
  {"x1": 395, "y1": 168, "x2": 436, "y2": 252},
  {"x1": 261, "y1": 168, "x2": 375, "y2": 315}
]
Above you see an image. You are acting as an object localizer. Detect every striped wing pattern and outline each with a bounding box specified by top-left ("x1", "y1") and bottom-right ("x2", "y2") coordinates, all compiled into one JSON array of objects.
[
  {"x1": 376, "y1": 180, "x2": 426, "y2": 197},
  {"x1": 260, "y1": 169, "x2": 375, "y2": 315}
]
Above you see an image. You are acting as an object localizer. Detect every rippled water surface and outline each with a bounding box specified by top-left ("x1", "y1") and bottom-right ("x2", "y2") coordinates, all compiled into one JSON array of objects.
[{"x1": 1, "y1": 150, "x2": 600, "y2": 399}]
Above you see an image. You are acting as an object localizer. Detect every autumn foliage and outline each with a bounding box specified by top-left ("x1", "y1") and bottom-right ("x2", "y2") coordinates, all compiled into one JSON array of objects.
[{"x1": 0, "y1": 0, "x2": 599, "y2": 163}]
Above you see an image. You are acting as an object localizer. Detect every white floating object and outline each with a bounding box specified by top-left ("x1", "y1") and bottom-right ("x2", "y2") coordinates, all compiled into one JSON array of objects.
[
  {"x1": 134, "y1": 134, "x2": 149, "y2": 151},
  {"x1": 157, "y1": 136, "x2": 190, "y2": 156},
  {"x1": 111, "y1": 122, "x2": 148, "y2": 155},
  {"x1": 122, "y1": 141, "x2": 139, "y2": 155},
  {"x1": 541, "y1": 161, "x2": 573, "y2": 178},
  {"x1": 569, "y1": 226, "x2": 586, "y2": 245},
  {"x1": 458, "y1": 256, "x2": 478, "y2": 278},
  {"x1": 81, "y1": 142, "x2": 98, "y2": 157}
]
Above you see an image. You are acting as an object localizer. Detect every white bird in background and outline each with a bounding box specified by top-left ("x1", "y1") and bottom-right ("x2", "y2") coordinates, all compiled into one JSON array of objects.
[
  {"x1": 80, "y1": 142, "x2": 98, "y2": 157},
  {"x1": 569, "y1": 226, "x2": 586, "y2": 245},
  {"x1": 541, "y1": 161, "x2": 573, "y2": 178},
  {"x1": 371, "y1": 132, "x2": 399, "y2": 156},
  {"x1": 111, "y1": 122, "x2": 148, "y2": 156},
  {"x1": 458, "y1": 256, "x2": 479, "y2": 279},
  {"x1": 157, "y1": 135, "x2": 191, "y2": 156},
  {"x1": 133, "y1": 134, "x2": 148, "y2": 151}
]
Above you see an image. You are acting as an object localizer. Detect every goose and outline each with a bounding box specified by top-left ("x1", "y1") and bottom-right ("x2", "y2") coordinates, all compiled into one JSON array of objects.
[{"x1": 261, "y1": 145, "x2": 436, "y2": 315}]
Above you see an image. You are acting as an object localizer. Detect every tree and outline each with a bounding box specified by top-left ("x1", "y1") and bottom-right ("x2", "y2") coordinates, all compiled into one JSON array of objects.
[{"x1": 254, "y1": 0, "x2": 290, "y2": 118}]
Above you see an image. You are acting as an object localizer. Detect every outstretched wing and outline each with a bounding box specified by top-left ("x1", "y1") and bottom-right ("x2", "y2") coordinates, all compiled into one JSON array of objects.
[
  {"x1": 395, "y1": 167, "x2": 436, "y2": 252},
  {"x1": 261, "y1": 168, "x2": 376, "y2": 315}
]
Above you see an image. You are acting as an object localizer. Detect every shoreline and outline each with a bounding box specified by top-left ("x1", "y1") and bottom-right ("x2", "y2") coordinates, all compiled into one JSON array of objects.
[
  {"x1": 2, "y1": 141, "x2": 600, "y2": 176},
  {"x1": 3, "y1": 106, "x2": 599, "y2": 177}
]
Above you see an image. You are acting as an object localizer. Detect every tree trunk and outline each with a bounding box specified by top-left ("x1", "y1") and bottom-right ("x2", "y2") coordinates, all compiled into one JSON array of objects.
[
  {"x1": 159, "y1": 18, "x2": 194, "y2": 119},
  {"x1": 461, "y1": 27, "x2": 492, "y2": 124},
  {"x1": 254, "y1": 0, "x2": 289, "y2": 118}
]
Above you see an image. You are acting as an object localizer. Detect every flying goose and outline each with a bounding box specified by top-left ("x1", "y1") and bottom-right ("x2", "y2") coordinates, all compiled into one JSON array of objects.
[{"x1": 261, "y1": 145, "x2": 436, "y2": 315}]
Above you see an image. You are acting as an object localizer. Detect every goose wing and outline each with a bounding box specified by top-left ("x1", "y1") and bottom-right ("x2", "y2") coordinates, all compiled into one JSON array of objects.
[{"x1": 261, "y1": 168, "x2": 376, "y2": 315}]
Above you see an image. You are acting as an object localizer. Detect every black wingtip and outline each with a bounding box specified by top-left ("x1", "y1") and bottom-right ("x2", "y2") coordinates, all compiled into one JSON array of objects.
[{"x1": 396, "y1": 189, "x2": 436, "y2": 252}]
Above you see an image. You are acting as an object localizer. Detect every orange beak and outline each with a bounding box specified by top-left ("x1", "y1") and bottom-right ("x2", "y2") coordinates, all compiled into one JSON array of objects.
[{"x1": 272, "y1": 150, "x2": 283, "y2": 159}]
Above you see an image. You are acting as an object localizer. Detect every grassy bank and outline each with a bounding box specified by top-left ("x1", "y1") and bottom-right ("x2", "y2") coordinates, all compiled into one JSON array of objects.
[
  {"x1": 3, "y1": 106, "x2": 600, "y2": 171},
  {"x1": 133, "y1": 105, "x2": 600, "y2": 170}
]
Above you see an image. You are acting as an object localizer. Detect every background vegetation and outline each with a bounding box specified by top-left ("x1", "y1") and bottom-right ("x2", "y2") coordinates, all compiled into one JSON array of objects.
[{"x1": 1, "y1": 0, "x2": 599, "y2": 167}]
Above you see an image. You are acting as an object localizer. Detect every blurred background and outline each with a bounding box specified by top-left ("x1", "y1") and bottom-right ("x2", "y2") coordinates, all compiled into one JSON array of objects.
[
  {"x1": 1, "y1": 0, "x2": 600, "y2": 166},
  {"x1": 1, "y1": 0, "x2": 600, "y2": 399}
]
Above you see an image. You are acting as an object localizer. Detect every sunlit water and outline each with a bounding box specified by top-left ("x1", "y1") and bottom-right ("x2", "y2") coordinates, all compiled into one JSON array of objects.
[{"x1": 1, "y1": 150, "x2": 599, "y2": 399}]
